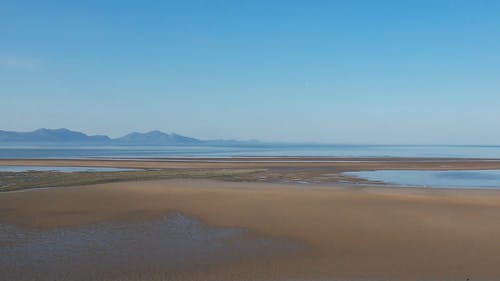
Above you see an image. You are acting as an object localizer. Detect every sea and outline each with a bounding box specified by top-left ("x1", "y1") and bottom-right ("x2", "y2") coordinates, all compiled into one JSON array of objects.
[{"x1": 0, "y1": 144, "x2": 500, "y2": 159}]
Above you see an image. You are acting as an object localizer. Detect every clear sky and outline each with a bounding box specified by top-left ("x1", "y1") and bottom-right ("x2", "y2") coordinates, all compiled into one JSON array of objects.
[{"x1": 1, "y1": 0, "x2": 499, "y2": 144}]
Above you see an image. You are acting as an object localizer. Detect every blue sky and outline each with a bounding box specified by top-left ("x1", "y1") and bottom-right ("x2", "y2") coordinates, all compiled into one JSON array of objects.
[{"x1": 1, "y1": 0, "x2": 499, "y2": 144}]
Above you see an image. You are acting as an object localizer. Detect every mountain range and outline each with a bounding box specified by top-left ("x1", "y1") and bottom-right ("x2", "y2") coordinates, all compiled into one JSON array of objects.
[{"x1": 0, "y1": 128, "x2": 257, "y2": 145}]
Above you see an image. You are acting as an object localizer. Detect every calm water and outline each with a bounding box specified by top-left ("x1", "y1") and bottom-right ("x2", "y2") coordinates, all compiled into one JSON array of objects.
[
  {"x1": 0, "y1": 166, "x2": 138, "y2": 172},
  {"x1": 346, "y1": 170, "x2": 500, "y2": 189},
  {"x1": 1, "y1": 144, "x2": 500, "y2": 159}
]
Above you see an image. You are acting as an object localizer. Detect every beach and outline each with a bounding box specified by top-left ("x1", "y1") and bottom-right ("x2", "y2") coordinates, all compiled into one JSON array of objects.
[
  {"x1": 5, "y1": 0, "x2": 500, "y2": 279},
  {"x1": 2, "y1": 158, "x2": 500, "y2": 280}
]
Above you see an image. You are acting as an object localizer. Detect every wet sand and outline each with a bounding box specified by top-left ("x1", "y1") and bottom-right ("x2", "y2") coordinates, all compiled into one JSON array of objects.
[
  {"x1": 1, "y1": 211, "x2": 300, "y2": 281},
  {"x1": 2, "y1": 178, "x2": 500, "y2": 280},
  {"x1": 3, "y1": 157, "x2": 500, "y2": 171},
  {"x1": 3, "y1": 157, "x2": 500, "y2": 191}
]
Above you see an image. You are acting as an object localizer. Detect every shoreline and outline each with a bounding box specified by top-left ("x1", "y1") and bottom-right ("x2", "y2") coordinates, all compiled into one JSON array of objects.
[
  {"x1": 3, "y1": 156, "x2": 500, "y2": 170},
  {"x1": 2, "y1": 179, "x2": 500, "y2": 280},
  {"x1": 2, "y1": 157, "x2": 500, "y2": 192},
  {"x1": 2, "y1": 158, "x2": 500, "y2": 279},
  {"x1": 3, "y1": 156, "x2": 500, "y2": 280}
]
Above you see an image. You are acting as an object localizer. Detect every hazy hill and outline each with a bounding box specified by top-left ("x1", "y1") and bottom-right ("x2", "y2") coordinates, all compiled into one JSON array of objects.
[
  {"x1": 114, "y1": 130, "x2": 200, "y2": 145},
  {"x1": 0, "y1": 128, "x2": 111, "y2": 143},
  {"x1": 0, "y1": 128, "x2": 263, "y2": 146},
  {"x1": 0, "y1": 128, "x2": 220, "y2": 145}
]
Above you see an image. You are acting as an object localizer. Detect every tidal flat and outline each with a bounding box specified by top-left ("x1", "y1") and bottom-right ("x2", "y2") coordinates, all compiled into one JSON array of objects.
[
  {"x1": 2, "y1": 158, "x2": 500, "y2": 280},
  {"x1": 3, "y1": 157, "x2": 500, "y2": 192}
]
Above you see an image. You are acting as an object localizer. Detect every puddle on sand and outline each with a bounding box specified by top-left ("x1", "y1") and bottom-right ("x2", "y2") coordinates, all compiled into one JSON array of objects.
[
  {"x1": 345, "y1": 170, "x2": 500, "y2": 189},
  {"x1": 0, "y1": 213, "x2": 301, "y2": 281}
]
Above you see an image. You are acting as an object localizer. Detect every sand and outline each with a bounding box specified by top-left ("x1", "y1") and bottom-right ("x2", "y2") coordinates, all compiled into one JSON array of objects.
[
  {"x1": 2, "y1": 177, "x2": 500, "y2": 280},
  {"x1": 4, "y1": 157, "x2": 500, "y2": 191},
  {"x1": 3, "y1": 157, "x2": 500, "y2": 171}
]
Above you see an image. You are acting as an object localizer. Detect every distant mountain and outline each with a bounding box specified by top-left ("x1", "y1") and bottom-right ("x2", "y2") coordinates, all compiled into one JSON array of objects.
[
  {"x1": 0, "y1": 128, "x2": 111, "y2": 143},
  {"x1": 0, "y1": 128, "x2": 261, "y2": 145},
  {"x1": 114, "y1": 130, "x2": 200, "y2": 145}
]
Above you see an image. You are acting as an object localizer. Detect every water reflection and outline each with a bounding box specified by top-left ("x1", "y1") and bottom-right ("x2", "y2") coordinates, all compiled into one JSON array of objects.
[{"x1": 345, "y1": 170, "x2": 500, "y2": 188}]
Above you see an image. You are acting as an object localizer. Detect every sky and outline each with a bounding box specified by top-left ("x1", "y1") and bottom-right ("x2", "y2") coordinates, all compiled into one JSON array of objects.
[{"x1": 1, "y1": 0, "x2": 499, "y2": 144}]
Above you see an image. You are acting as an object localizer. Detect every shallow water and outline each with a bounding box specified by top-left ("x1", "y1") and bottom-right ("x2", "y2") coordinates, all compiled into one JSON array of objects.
[
  {"x1": 0, "y1": 165, "x2": 138, "y2": 172},
  {"x1": 0, "y1": 213, "x2": 300, "y2": 281},
  {"x1": 345, "y1": 170, "x2": 500, "y2": 188}
]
